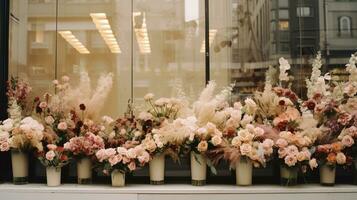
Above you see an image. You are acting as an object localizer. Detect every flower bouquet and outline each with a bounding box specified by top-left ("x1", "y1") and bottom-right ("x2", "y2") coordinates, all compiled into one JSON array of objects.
[
  {"x1": 95, "y1": 145, "x2": 150, "y2": 187},
  {"x1": 37, "y1": 144, "x2": 69, "y2": 186},
  {"x1": 64, "y1": 131, "x2": 105, "y2": 184},
  {"x1": 137, "y1": 93, "x2": 189, "y2": 185},
  {"x1": 1, "y1": 77, "x2": 45, "y2": 184},
  {"x1": 303, "y1": 53, "x2": 355, "y2": 186}
]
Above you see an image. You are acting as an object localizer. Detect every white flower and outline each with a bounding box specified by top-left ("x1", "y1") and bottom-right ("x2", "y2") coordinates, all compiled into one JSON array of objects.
[
  {"x1": 144, "y1": 93, "x2": 154, "y2": 101},
  {"x1": 279, "y1": 57, "x2": 291, "y2": 82},
  {"x1": 138, "y1": 112, "x2": 153, "y2": 121},
  {"x1": 101, "y1": 115, "x2": 114, "y2": 124},
  {"x1": 244, "y1": 98, "x2": 257, "y2": 115},
  {"x1": 211, "y1": 135, "x2": 222, "y2": 146}
]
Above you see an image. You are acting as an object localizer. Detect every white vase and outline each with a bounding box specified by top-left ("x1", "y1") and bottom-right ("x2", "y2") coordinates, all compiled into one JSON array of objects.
[
  {"x1": 111, "y1": 170, "x2": 125, "y2": 187},
  {"x1": 149, "y1": 154, "x2": 165, "y2": 185},
  {"x1": 46, "y1": 167, "x2": 61, "y2": 187},
  {"x1": 320, "y1": 164, "x2": 336, "y2": 186},
  {"x1": 235, "y1": 157, "x2": 253, "y2": 186},
  {"x1": 280, "y1": 165, "x2": 298, "y2": 186},
  {"x1": 11, "y1": 150, "x2": 28, "y2": 185},
  {"x1": 77, "y1": 157, "x2": 92, "y2": 184},
  {"x1": 190, "y1": 151, "x2": 207, "y2": 186}
]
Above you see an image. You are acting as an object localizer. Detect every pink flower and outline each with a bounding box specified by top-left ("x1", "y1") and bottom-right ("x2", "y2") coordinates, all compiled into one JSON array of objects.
[
  {"x1": 47, "y1": 144, "x2": 57, "y2": 151},
  {"x1": 39, "y1": 102, "x2": 47, "y2": 109},
  {"x1": 336, "y1": 152, "x2": 346, "y2": 165},
  {"x1": 240, "y1": 143, "x2": 252, "y2": 156},
  {"x1": 284, "y1": 155, "x2": 297, "y2": 167},
  {"x1": 45, "y1": 116, "x2": 55, "y2": 125},
  {"x1": 0, "y1": 142, "x2": 10, "y2": 152},
  {"x1": 128, "y1": 161, "x2": 136, "y2": 171},
  {"x1": 262, "y1": 139, "x2": 274, "y2": 149},
  {"x1": 105, "y1": 148, "x2": 116, "y2": 157},
  {"x1": 96, "y1": 149, "x2": 107, "y2": 162},
  {"x1": 126, "y1": 148, "x2": 137, "y2": 159},
  {"x1": 45, "y1": 150, "x2": 56, "y2": 161},
  {"x1": 57, "y1": 122, "x2": 68, "y2": 131},
  {"x1": 309, "y1": 158, "x2": 318, "y2": 169},
  {"x1": 276, "y1": 139, "x2": 288, "y2": 148},
  {"x1": 137, "y1": 151, "x2": 150, "y2": 164},
  {"x1": 342, "y1": 135, "x2": 354, "y2": 147},
  {"x1": 278, "y1": 148, "x2": 287, "y2": 158},
  {"x1": 286, "y1": 145, "x2": 299, "y2": 156},
  {"x1": 108, "y1": 155, "x2": 120, "y2": 166},
  {"x1": 297, "y1": 151, "x2": 307, "y2": 162}
]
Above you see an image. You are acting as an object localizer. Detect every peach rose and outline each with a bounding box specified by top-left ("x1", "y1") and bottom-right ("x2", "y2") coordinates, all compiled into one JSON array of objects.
[
  {"x1": 57, "y1": 122, "x2": 68, "y2": 131},
  {"x1": 309, "y1": 158, "x2": 318, "y2": 169},
  {"x1": 197, "y1": 141, "x2": 208, "y2": 152},
  {"x1": 336, "y1": 152, "x2": 346, "y2": 165},
  {"x1": 231, "y1": 136, "x2": 241, "y2": 147},
  {"x1": 284, "y1": 155, "x2": 297, "y2": 167},
  {"x1": 128, "y1": 161, "x2": 136, "y2": 171},
  {"x1": 327, "y1": 153, "x2": 336, "y2": 164},
  {"x1": 276, "y1": 138, "x2": 288, "y2": 148},
  {"x1": 240, "y1": 143, "x2": 252, "y2": 156}
]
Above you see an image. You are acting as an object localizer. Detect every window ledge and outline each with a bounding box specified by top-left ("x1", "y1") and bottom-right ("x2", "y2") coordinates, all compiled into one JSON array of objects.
[{"x1": 0, "y1": 184, "x2": 357, "y2": 199}]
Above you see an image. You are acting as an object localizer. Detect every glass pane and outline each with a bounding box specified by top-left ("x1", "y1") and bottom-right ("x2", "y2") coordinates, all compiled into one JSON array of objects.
[
  {"x1": 8, "y1": 0, "x2": 57, "y2": 96},
  {"x1": 57, "y1": 0, "x2": 132, "y2": 116},
  {"x1": 132, "y1": 0, "x2": 205, "y2": 105}
]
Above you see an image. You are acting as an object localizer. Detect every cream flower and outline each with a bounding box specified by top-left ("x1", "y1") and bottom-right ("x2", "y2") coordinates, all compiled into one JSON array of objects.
[
  {"x1": 197, "y1": 141, "x2": 208, "y2": 152},
  {"x1": 211, "y1": 135, "x2": 222, "y2": 146}
]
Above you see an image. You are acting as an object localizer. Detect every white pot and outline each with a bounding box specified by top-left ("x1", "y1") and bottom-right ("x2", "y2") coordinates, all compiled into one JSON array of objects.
[
  {"x1": 190, "y1": 152, "x2": 206, "y2": 186},
  {"x1": 280, "y1": 165, "x2": 298, "y2": 186},
  {"x1": 235, "y1": 157, "x2": 252, "y2": 186},
  {"x1": 149, "y1": 154, "x2": 165, "y2": 184},
  {"x1": 46, "y1": 167, "x2": 61, "y2": 187},
  {"x1": 11, "y1": 150, "x2": 28, "y2": 184},
  {"x1": 111, "y1": 170, "x2": 125, "y2": 187},
  {"x1": 77, "y1": 157, "x2": 92, "y2": 184},
  {"x1": 320, "y1": 164, "x2": 336, "y2": 186}
]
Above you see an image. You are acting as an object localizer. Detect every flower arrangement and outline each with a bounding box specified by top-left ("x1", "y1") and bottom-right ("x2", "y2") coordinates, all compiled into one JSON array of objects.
[
  {"x1": 64, "y1": 132, "x2": 105, "y2": 159},
  {"x1": 95, "y1": 145, "x2": 150, "y2": 175},
  {"x1": 37, "y1": 144, "x2": 69, "y2": 168}
]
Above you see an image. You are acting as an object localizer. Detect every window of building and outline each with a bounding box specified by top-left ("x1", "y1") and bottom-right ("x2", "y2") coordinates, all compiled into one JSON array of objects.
[
  {"x1": 297, "y1": 7, "x2": 312, "y2": 17},
  {"x1": 278, "y1": 20, "x2": 289, "y2": 30},
  {"x1": 278, "y1": 0, "x2": 288, "y2": 8},
  {"x1": 278, "y1": 9, "x2": 289, "y2": 19},
  {"x1": 339, "y1": 16, "x2": 352, "y2": 37}
]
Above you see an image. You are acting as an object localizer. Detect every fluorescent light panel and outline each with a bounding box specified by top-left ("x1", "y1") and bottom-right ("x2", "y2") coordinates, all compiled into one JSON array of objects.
[
  {"x1": 58, "y1": 31, "x2": 90, "y2": 54},
  {"x1": 133, "y1": 12, "x2": 151, "y2": 54},
  {"x1": 200, "y1": 29, "x2": 217, "y2": 53},
  {"x1": 90, "y1": 13, "x2": 121, "y2": 54}
]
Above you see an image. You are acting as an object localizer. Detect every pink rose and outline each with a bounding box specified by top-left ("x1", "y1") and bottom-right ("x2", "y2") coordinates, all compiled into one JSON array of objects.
[
  {"x1": 108, "y1": 155, "x2": 120, "y2": 166},
  {"x1": 39, "y1": 102, "x2": 47, "y2": 109},
  {"x1": 0, "y1": 142, "x2": 10, "y2": 152},
  {"x1": 45, "y1": 150, "x2": 56, "y2": 161},
  {"x1": 57, "y1": 122, "x2": 68, "y2": 131},
  {"x1": 105, "y1": 148, "x2": 116, "y2": 157},
  {"x1": 47, "y1": 144, "x2": 57, "y2": 151},
  {"x1": 240, "y1": 143, "x2": 252, "y2": 156},
  {"x1": 342, "y1": 135, "x2": 354, "y2": 147},
  {"x1": 45, "y1": 116, "x2": 55, "y2": 125},
  {"x1": 128, "y1": 161, "x2": 136, "y2": 171},
  {"x1": 276, "y1": 139, "x2": 288, "y2": 148},
  {"x1": 96, "y1": 149, "x2": 107, "y2": 162},
  {"x1": 278, "y1": 148, "x2": 287, "y2": 158},
  {"x1": 284, "y1": 155, "x2": 297, "y2": 167},
  {"x1": 138, "y1": 151, "x2": 150, "y2": 164},
  {"x1": 126, "y1": 148, "x2": 137, "y2": 159},
  {"x1": 286, "y1": 145, "x2": 299, "y2": 156},
  {"x1": 262, "y1": 139, "x2": 274, "y2": 149}
]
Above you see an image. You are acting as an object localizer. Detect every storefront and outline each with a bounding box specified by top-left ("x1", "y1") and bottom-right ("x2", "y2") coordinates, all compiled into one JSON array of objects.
[{"x1": 0, "y1": 0, "x2": 357, "y2": 199}]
